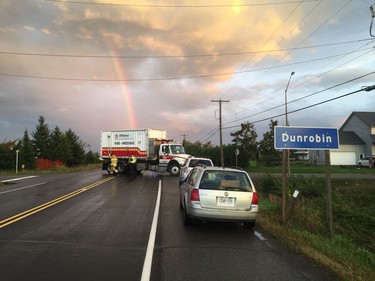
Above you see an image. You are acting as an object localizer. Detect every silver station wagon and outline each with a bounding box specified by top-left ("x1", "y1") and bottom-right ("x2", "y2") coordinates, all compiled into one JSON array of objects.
[{"x1": 179, "y1": 166, "x2": 258, "y2": 229}]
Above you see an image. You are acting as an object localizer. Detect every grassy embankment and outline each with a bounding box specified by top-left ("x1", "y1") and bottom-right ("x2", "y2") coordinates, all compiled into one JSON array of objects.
[{"x1": 250, "y1": 162, "x2": 374, "y2": 281}]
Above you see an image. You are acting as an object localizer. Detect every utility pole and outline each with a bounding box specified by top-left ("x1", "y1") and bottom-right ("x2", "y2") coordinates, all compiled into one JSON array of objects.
[
  {"x1": 180, "y1": 133, "x2": 188, "y2": 143},
  {"x1": 370, "y1": 5, "x2": 374, "y2": 37},
  {"x1": 285, "y1": 71, "x2": 295, "y2": 175},
  {"x1": 282, "y1": 71, "x2": 294, "y2": 223},
  {"x1": 211, "y1": 99, "x2": 229, "y2": 167}
]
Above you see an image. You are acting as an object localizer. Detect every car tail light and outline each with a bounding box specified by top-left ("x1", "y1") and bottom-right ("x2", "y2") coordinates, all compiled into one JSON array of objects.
[
  {"x1": 251, "y1": 192, "x2": 258, "y2": 205},
  {"x1": 190, "y1": 189, "x2": 200, "y2": 201}
]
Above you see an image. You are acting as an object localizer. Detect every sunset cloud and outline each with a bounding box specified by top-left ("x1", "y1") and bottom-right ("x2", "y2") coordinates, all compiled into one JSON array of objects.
[{"x1": 0, "y1": 0, "x2": 374, "y2": 150}]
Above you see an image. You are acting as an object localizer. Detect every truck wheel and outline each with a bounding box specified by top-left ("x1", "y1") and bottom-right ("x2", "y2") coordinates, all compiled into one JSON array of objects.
[
  {"x1": 169, "y1": 163, "x2": 180, "y2": 177},
  {"x1": 117, "y1": 161, "x2": 126, "y2": 173}
]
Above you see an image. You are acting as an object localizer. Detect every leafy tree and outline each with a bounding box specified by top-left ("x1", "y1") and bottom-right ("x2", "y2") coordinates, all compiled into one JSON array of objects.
[
  {"x1": 31, "y1": 116, "x2": 50, "y2": 159},
  {"x1": 83, "y1": 150, "x2": 101, "y2": 164},
  {"x1": 258, "y1": 119, "x2": 281, "y2": 166},
  {"x1": 0, "y1": 116, "x2": 103, "y2": 170},
  {"x1": 183, "y1": 140, "x2": 220, "y2": 166},
  {"x1": 50, "y1": 126, "x2": 71, "y2": 164},
  {"x1": 223, "y1": 144, "x2": 237, "y2": 167},
  {"x1": 202, "y1": 144, "x2": 220, "y2": 166},
  {"x1": 184, "y1": 140, "x2": 212, "y2": 158},
  {"x1": 65, "y1": 129, "x2": 85, "y2": 166},
  {"x1": 0, "y1": 141, "x2": 19, "y2": 170},
  {"x1": 20, "y1": 129, "x2": 35, "y2": 170},
  {"x1": 230, "y1": 121, "x2": 258, "y2": 168}
]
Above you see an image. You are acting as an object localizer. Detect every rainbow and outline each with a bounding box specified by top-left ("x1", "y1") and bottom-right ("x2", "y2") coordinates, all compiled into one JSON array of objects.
[{"x1": 109, "y1": 47, "x2": 137, "y2": 129}]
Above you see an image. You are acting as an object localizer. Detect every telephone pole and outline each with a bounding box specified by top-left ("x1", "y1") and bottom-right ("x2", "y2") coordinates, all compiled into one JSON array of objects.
[
  {"x1": 181, "y1": 134, "x2": 188, "y2": 145},
  {"x1": 211, "y1": 99, "x2": 229, "y2": 167},
  {"x1": 180, "y1": 133, "x2": 188, "y2": 142}
]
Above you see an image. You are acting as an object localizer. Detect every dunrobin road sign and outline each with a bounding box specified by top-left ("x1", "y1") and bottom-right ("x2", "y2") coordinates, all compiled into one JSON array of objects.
[{"x1": 274, "y1": 126, "x2": 339, "y2": 150}]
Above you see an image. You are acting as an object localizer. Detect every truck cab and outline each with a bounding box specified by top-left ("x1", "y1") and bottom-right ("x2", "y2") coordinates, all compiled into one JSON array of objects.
[{"x1": 158, "y1": 143, "x2": 190, "y2": 176}]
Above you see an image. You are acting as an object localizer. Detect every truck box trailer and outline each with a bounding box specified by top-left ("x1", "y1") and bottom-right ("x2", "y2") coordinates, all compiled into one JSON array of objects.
[{"x1": 100, "y1": 129, "x2": 190, "y2": 176}]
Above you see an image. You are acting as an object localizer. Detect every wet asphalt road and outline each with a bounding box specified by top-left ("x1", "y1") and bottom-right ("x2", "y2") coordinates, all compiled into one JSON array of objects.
[{"x1": 0, "y1": 170, "x2": 337, "y2": 281}]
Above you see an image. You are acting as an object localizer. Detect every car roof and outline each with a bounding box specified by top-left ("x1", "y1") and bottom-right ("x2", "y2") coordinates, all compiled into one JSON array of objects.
[
  {"x1": 194, "y1": 165, "x2": 246, "y2": 173},
  {"x1": 187, "y1": 156, "x2": 212, "y2": 160},
  {"x1": 184, "y1": 157, "x2": 213, "y2": 165}
]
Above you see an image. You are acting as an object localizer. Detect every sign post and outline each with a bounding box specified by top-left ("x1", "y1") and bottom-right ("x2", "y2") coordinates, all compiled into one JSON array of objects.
[
  {"x1": 282, "y1": 149, "x2": 287, "y2": 222},
  {"x1": 275, "y1": 126, "x2": 339, "y2": 229},
  {"x1": 235, "y1": 148, "x2": 239, "y2": 167},
  {"x1": 325, "y1": 150, "x2": 333, "y2": 235}
]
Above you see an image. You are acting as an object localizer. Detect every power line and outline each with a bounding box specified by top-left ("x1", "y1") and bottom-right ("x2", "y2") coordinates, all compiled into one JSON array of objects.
[
  {"x1": 211, "y1": 0, "x2": 305, "y2": 101},
  {"x1": 218, "y1": 0, "x2": 356, "y2": 105},
  {"x1": 223, "y1": 49, "x2": 375, "y2": 126},
  {"x1": 199, "y1": 127, "x2": 220, "y2": 143},
  {"x1": 199, "y1": 75, "x2": 375, "y2": 142},
  {"x1": 224, "y1": 71, "x2": 375, "y2": 126},
  {"x1": 214, "y1": 0, "x2": 324, "y2": 102},
  {"x1": 223, "y1": 84, "x2": 375, "y2": 130},
  {"x1": 211, "y1": 99, "x2": 229, "y2": 167},
  {"x1": 43, "y1": 0, "x2": 320, "y2": 8},
  {"x1": 0, "y1": 39, "x2": 370, "y2": 59},
  {"x1": 1, "y1": 47, "x2": 372, "y2": 82}
]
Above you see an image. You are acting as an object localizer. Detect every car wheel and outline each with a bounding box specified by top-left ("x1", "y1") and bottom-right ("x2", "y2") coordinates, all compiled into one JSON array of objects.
[
  {"x1": 357, "y1": 163, "x2": 362, "y2": 167},
  {"x1": 243, "y1": 221, "x2": 255, "y2": 230}
]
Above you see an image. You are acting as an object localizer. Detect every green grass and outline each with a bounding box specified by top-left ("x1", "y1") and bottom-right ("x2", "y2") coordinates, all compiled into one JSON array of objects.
[
  {"x1": 0, "y1": 163, "x2": 102, "y2": 175},
  {"x1": 254, "y1": 175, "x2": 375, "y2": 281},
  {"x1": 249, "y1": 160, "x2": 375, "y2": 174}
]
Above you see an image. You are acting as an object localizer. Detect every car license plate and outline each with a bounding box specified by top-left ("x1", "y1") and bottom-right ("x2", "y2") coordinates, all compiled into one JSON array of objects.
[{"x1": 217, "y1": 197, "x2": 235, "y2": 207}]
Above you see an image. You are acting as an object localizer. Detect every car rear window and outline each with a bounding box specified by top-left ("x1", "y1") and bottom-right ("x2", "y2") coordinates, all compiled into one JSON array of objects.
[
  {"x1": 188, "y1": 159, "x2": 213, "y2": 167},
  {"x1": 199, "y1": 171, "x2": 252, "y2": 191}
]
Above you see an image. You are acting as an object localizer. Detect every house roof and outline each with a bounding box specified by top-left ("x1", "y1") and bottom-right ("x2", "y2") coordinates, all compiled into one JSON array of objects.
[
  {"x1": 339, "y1": 131, "x2": 365, "y2": 145},
  {"x1": 340, "y1": 111, "x2": 375, "y2": 130}
]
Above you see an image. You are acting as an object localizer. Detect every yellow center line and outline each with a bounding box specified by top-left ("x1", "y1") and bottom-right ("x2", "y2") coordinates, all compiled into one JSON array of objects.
[{"x1": 0, "y1": 176, "x2": 114, "y2": 229}]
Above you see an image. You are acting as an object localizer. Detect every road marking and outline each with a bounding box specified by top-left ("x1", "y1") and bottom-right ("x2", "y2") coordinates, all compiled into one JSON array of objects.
[
  {"x1": 0, "y1": 182, "x2": 47, "y2": 195},
  {"x1": 254, "y1": 230, "x2": 267, "y2": 241},
  {"x1": 0, "y1": 177, "x2": 114, "y2": 229},
  {"x1": 141, "y1": 180, "x2": 161, "y2": 281},
  {"x1": 1, "y1": 176, "x2": 38, "y2": 183}
]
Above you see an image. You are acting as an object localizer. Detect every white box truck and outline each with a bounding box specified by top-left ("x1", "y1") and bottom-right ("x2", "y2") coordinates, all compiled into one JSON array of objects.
[{"x1": 100, "y1": 129, "x2": 190, "y2": 176}]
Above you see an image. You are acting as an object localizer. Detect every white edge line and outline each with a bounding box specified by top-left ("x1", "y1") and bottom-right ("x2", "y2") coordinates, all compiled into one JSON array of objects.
[
  {"x1": 1, "y1": 176, "x2": 38, "y2": 183},
  {"x1": 0, "y1": 182, "x2": 47, "y2": 195},
  {"x1": 140, "y1": 179, "x2": 161, "y2": 281},
  {"x1": 254, "y1": 231, "x2": 267, "y2": 241}
]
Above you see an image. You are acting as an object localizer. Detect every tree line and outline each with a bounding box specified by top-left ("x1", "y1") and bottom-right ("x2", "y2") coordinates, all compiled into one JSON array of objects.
[
  {"x1": 183, "y1": 119, "x2": 281, "y2": 169},
  {"x1": 0, "y1": 116, "x2": 100, "y2": 171},
  {"x1": 0, "y1": 116, "x2": 281, "y2": 172}
]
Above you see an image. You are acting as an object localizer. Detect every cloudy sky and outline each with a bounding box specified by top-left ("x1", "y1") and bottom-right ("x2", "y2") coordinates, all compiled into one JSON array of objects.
[{"x1": 1, "y1": 0, "x2": 374, "y2": 152}]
